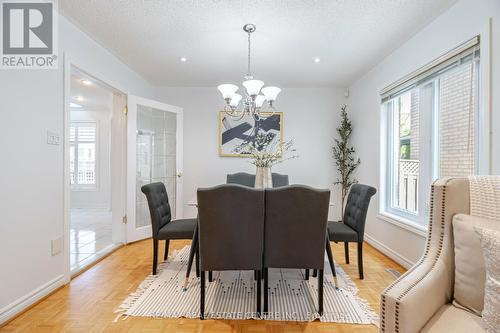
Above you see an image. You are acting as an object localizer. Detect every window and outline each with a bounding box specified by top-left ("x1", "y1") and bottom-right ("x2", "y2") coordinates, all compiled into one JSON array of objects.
[
  {"x1": 381, "y1": 37, "x2": 480, "y2": 226},
  {"x1": 70, "y1": 122, "x2": 97, "y2": 188}
]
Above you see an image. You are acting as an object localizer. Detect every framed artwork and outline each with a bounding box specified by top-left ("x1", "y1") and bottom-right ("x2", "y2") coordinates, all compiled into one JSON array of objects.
[{"x1": 219, "y1": 111, "x2": 283, "y2": 157}]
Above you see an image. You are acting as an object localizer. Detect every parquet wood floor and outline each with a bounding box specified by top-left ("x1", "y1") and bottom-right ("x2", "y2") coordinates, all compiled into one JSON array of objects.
[{"x1": 0, "y1": 240, "x2": 405, "y2": 333}]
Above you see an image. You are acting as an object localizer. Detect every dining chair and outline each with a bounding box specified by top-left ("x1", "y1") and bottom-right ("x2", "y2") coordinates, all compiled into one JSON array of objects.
[
  {"x1": 327, "y1": 184, "x2": 376, "y2": 279},
  {"x1": 263, "y1": 185, "x2": 330, "y2": 315},
  {"x1": 271, "y1": 173, "x2": 289, "y2": 187},
  {"x1": 141, "y1": 182, "x2": 198, "y2": 275},
  {"x1": 226, "y1": 172, "x2": 289, "y2": 188},
  {"x1": 197, "y1": 184, "x2": 265, "y2": 319},
  {"x1": 226, "y1": 172, "x2": 255, "y2": 187}
]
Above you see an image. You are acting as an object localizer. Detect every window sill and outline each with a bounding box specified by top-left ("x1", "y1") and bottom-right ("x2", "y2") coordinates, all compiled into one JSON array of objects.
[
  {"x1": 71, "y1": 186, "x2": 98, "y2": 192},
  {"x1": 377, "y1": 212, "x2": 428, "y2": 237}
]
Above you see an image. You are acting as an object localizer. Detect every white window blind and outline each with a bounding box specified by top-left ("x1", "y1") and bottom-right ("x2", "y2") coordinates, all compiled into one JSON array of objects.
[{"x1": 381, "y1": 36, "x2": 479, "y2": 102}]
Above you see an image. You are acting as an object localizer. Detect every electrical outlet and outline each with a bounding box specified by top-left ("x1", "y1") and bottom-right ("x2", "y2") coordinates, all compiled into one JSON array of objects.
[
  {"x1": 47, "y1": 131, "x2": 60, "y2": 145},
  {"x1": 51, "y1": 237, "x2": 63, "y2": 256}
]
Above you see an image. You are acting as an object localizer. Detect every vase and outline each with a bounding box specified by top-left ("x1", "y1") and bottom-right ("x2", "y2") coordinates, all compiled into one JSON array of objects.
[{"x1": 255, "y1": 166, "x2": 273, "y2": 188}]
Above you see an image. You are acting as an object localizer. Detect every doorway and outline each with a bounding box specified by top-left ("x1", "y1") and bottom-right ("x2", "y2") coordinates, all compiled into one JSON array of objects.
[
  {"x1": 126, "y1": 96, "x2": 184, "y2": 242},
  {"x1": 68, "y1": 66, "x2": 127, "y2": 274}
]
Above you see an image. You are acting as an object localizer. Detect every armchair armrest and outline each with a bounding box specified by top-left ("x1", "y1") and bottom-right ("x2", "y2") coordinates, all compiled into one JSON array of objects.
[{"x1": 380, "y1": 178, "x2": 470, "y2": 333}]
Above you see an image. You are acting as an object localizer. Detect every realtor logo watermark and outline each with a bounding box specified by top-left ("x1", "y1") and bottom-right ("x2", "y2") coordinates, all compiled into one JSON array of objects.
[{"x1": 1, "y1": 0, "x2": 58, "y2": 69}]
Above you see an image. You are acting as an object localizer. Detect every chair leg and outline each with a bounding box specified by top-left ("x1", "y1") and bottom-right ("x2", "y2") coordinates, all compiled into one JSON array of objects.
[
  {"x1": 344, "y1": 242, "x2": 350, "y2": 264},
  {"x1": 318, "y1": 269, "x2": 324, "y2": 316},
  {"x1": 325, "y1": 239, "x2": 339, "y2": 289},
  {"x1": 152, "y1": 238, "x2": 159, "y2": 275},
  {"x1": 305, "y1": 269, "x2": 310, "y2": 280},
  {"x1": 312, "y1": 269, "x2": 318, "y2": 277},
  {"x1": 164, "y1": 240, "x2": 170, "y2": 260},
  {"x1": 254, "y1": 270, "x2": 257, "y2": 280},
  {"x1": 263, "y1": 268, "x2": 269, "y2": 313},
  {"x1": 256, "y1": 270, "x2": 261, "y2": 317},
  {"x1": 358, "y1": 242, "x2": 364, "y2": 279},
  {"x1": 200, "y1": 271, "x2": 205, "y2": 319},
  {"x1": 208, "y1": 271, "x2": 213, "y2": 282},
  {"x1": 195, "y1": 241, "x2": 200, "y2": 278}
]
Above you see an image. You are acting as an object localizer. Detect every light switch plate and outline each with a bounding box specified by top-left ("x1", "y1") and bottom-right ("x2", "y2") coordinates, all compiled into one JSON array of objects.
[
  {"x1": 51, "y1": 237, "x2": 63, "y2": 256},
  {"x1": 47, "y1": 131, "x2": 60, "y2": 145}
]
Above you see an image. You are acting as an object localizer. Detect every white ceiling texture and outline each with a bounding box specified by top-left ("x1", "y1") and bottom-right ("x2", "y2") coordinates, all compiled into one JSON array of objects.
[{"x1": 60, "y1": 0, "x2": 457, "y2": 87}]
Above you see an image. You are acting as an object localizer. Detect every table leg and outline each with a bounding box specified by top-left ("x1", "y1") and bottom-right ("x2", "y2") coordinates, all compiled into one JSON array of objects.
[
  {"x1": 183, "y1": 223, "x2": 198, "y2": 291},
  {"x1": 325, "y1": 235, "x2": 339, "y2": 289}
]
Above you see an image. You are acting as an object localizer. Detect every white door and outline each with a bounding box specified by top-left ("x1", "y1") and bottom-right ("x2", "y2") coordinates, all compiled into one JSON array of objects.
[{"x1": 126, "y1": 95, "x2": 183, "y2": 243}]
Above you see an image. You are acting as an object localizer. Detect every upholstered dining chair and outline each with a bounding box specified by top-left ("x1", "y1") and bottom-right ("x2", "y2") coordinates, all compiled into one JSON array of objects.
[
  {"x1": 197, "y1": 184, "x2": 265, "y2": 319},
  {"x1": 141, "y1": 182, "x2": 198, "y2": 275},
  {"x1": 263, "y1": 185, "x2": 330, "y2": 315},
  {"x1": 271, "y1": 173, "x2": 289, "y2": 187},
  {"x1": 327, "y1": 183, "x2": 376, "y2": 279},
  {"x1": 226, "y1": 172, "x2": 255, "y2": 187},
  {"x1": 226, "y1": 172, "x2": 290, "y2": 188}
]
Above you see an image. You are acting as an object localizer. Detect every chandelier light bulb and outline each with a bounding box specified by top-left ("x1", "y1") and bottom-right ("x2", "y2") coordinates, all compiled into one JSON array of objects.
[
  {"x1": 255, "y1": 95, "x2": 266, "y2": 108},
  {"x1": 229, "y1": 93, "x2": 243, "y2": 108},
  {"x1": 217, "y1": 84, "x2": 239, "y2": 100},
  {"x1": 261, "y1": 86, "x2": 281, "y2": 101},
  {"x1": 242, "y1": 79, "x2": 264, "y2": 97}
]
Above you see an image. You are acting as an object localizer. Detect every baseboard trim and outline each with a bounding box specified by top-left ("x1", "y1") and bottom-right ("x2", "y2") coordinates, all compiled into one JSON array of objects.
[
  {"x1": 0, "y1": 274, "x2": 65, "y2": 326},
  {"x1": 364, "y1": 234, "x2": 415, "y2": 269}
]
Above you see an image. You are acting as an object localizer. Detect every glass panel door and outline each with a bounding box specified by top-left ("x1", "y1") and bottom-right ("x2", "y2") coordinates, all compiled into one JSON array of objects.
[{"x1": 126, "y1": 96, "x2": 183, "y2": 242}]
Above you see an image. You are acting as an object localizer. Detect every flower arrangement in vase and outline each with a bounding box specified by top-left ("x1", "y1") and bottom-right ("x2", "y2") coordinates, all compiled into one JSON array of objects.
[{"x1": 248, "y1": 134, "x2": 298, "y2": 188}]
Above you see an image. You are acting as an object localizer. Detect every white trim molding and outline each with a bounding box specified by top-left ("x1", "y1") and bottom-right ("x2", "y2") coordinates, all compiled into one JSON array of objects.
[
  {"x1": 364, "y1": 234, "x2": 416, "y2": 269},
  {"x1": 0, "y1": 275, "x2": 65, "y2": 325},
  {"x1": 377, "y1": 212, "x2": 428, "y2": 237}
]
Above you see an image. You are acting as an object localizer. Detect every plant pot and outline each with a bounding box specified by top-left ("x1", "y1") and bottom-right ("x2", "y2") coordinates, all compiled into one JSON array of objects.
[{"x1": 255, "y1": 166, "x2": 273, "y2": 188}]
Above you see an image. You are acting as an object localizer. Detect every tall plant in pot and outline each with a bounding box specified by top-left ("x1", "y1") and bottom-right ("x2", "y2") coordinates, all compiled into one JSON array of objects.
[
  {"x1": 248, "y1": 135, "x2": 298, "y2": 188},
  {"x1": 333, "y1": 105, "x2": 360, "y2": 220}
]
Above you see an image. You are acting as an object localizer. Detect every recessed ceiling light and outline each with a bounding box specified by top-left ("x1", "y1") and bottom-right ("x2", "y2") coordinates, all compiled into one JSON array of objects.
[
  {"x1": 81, "y1": 79, "x2": 92, "y2": 86},
  {"x1": 70, "y1": 102, "x2": 82, "y2": 108},
  {"x1": 75, "y1": 96, "x2": 85, "y2": 102},
  {"x1": 314, "y1": 57, "x2": 321, "y2": 63},
  {"x1": 180, "y1": 57, "x2": 187, "y2": 62}
]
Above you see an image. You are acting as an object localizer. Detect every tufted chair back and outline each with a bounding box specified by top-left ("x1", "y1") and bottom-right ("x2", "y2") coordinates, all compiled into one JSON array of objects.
[
  {"x1": 343, "y1": 184, "x2": 377, "y2": 241},
  {"x1": 141, "y1": 182, "x2": 172, "y2": 238}
]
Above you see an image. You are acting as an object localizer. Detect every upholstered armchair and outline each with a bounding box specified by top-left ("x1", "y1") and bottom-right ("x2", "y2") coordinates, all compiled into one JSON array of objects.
[{"x1": 380, "y1": 178, "x2": 491, "y2": 333}]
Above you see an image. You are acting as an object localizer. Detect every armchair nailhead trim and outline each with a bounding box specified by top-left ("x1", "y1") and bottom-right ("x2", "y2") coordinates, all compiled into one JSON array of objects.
[{"x1": 380, "y1": 180, "x2": 451, "y2": 332}]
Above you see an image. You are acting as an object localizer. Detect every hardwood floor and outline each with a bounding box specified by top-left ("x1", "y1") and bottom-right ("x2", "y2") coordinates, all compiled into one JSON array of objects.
[{"x1": 0, "y1": 240, "x2": 405, "y2": 333}]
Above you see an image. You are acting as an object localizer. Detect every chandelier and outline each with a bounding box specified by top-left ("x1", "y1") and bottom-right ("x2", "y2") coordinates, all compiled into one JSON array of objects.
[{"x1": 217, "y1": 24, "x2": 281, "y2": 119}]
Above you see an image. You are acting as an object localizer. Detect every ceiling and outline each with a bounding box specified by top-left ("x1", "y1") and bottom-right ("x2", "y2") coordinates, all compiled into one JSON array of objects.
[
  {"x1": 70, "y1": 68, "x2": 113, "y2": 111},
  {"x1": 60, "y1": 0, "x2": 457, "y2": 87}
]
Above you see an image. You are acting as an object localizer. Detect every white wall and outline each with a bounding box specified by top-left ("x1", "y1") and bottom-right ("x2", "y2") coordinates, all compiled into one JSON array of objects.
[
  {"x1": 348, "y1": 0, "x2": 500, "y2": 267},
  {"x1": 70, "y1": 109, "x2": 112, "y2": 210},
  {"x1": 156, "y1": 87, "x2": 347, "y2": 219},
  {"x1": 0, "y1": 14, "x2": 157, "y2": 323}
]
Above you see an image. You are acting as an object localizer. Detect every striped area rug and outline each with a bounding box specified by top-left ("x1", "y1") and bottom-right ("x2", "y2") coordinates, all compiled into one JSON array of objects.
[{"x1": 116, "y1": 246, "x2": 378, "y2": 325}]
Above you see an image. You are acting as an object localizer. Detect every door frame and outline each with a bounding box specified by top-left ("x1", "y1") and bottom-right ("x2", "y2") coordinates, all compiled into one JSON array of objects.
[
  {"x1": 63, "y1": 53, "x2": 129, "y2": 282},
  {"x1": 126, "y1": 95, "x2": 184, "y2": 243}
]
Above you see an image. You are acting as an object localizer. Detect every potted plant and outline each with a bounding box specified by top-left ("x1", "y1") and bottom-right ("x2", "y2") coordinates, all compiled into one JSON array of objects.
[{"x1": 333, "y1": 105, "x2": 360, "y2": 220}]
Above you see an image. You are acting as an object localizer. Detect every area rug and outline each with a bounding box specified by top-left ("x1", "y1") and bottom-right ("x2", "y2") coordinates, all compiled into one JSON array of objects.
[{"x1": 115, "y1": 246, "x2": 378, "y2": 325}]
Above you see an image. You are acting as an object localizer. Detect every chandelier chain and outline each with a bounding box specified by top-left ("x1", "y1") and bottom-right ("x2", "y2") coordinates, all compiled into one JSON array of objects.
[{"x1": 247, "y1": 31, "x2": 251, "y2": 77}]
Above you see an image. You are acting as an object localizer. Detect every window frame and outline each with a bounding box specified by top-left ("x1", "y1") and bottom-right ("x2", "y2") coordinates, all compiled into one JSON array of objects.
[
  {"x1": 380, "y1": 49, "x2": 481, "y2": 229},
  {"x1": 70, "y1": 120, "x2": 99, "y2": 191}
]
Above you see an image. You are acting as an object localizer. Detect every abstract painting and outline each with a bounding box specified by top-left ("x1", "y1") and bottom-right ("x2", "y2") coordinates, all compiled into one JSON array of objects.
[{"x1": 219, "y1": 112, "x2": 283, "y2": 157}]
